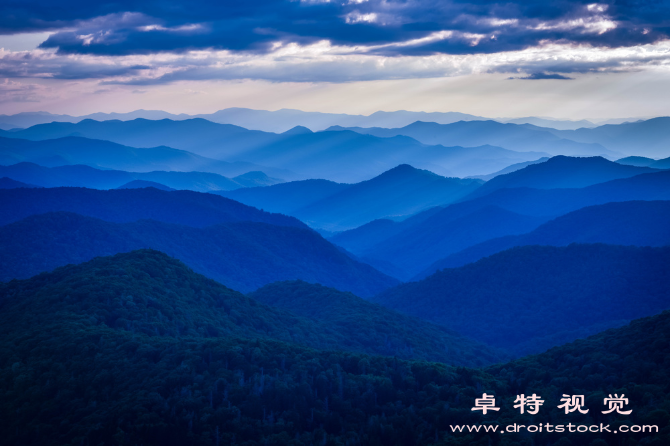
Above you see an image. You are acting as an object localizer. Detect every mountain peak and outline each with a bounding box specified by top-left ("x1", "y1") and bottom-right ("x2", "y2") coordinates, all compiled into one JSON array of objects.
[{"x1": 282, "y1": 125, "x2": 313, "y2": 135}]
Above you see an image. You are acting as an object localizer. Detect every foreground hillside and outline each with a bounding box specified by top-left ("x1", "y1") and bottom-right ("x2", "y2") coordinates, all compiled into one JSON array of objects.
[
  {"x1": 372, "y1": 244, "x2": 670, "y2": 355},
  {"x1": 1, "y1": 250, "x2": 668, "y2": 445}
]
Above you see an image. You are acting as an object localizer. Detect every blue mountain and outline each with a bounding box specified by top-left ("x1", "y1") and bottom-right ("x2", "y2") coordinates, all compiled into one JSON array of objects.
[
  {"x1": 1, "y1": 119, "x2": 550, "y2": 181},
  {"x1": 547, "y1": 117, "x2": 670, "y2": 158},
  {"x1": 0, "y1": 177, "x2": 38, "y2": 189},
  {"x1": 0, "y1": 135, "x2": 292, "y2": 179},
  {"x1": 219, "y1": 179, "x2": 351, "y2": 214},
  {"x1": 329, "y1": 120, "x2": 616, "y2": 157},
  {"x1": 0, "y1": 187, "x2": 305, "y2": 228},
  {"x1": 116, "y1": 180, "x2": 174, "y2": 191},
  {"x1": 465, "y1": 155, "x2": 659, "y2": 199},
  {"x1": 372, "y1": 244, "x2": 670, "y2": 356},
  {"x1": 292, "y1": 165, "x2": 482, "y2": 231},
  {"x1": 417, "y1": 200, "x2": 670, "y2": 278},
  {"x1": 0, "y1": 212, "x2": 398, "y2": 296}
]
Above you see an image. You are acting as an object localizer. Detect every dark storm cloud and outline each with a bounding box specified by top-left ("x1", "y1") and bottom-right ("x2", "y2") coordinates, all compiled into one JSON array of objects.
[
  {"x1": 1, "y1": 0, "x2": 668, "y2": 57},
  {"x1": 511, "y1": 72, "x2": 575, "y2": 80}
]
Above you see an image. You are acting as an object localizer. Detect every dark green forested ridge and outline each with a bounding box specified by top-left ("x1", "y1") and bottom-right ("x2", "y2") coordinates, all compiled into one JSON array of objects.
[
  {"x1": 250, "y1": 280, "x2": 506, "y2": 367},
  {"x1": 0, "y1": 249, "x2": 500, "y2": 366},
  {"x1": 0, "y1": 211, "x2": 397, "y2": 296},
  {"x1": 372, "y1": 244, "x2": 670, "y2": 356},
  {"x1": 1, "y1": 248, "x2": 670, "y2": 445}
]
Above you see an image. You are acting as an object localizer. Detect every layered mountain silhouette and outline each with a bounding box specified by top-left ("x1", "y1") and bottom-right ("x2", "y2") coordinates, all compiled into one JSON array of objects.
[
  {"x1": 372, "y1": 244, "x2": 670, "y2": 356},
  {"x1": 0, "y1": 212, "x2": 397, "y2": 295},
  {"x1": 116, "y1": 180, "x2": 174, "y2": 190},
  {"x1": 0, "y1": 249, "x2": 493, "y2": 365},
  {"x1": 219, "y1": 179, "x2": 351, "y2": 215},
  {"x1": 416, "y1": 200, "x2": 670, "y2": 278},
  {"x1": 0, "y1": 177, "x2": 38, "y2": 189},
  {"x1": 292, "y1": 165, "x2": 482, "y2": 231},
  {"x1": 433, "y1": 170, "x2": 670, "y2": 219},
  {"x1": 467, "y1": 157, "x2": 549, "y2": 180},
  {"x1": 547, "y1": 116, "x2": 670, "y2": 158},
  {"x1": 329, "y1": 121, "x2": 617, "y2": 157},
  {"x1": 0, "y1": 135, "x2": 292, "y2": 179},
  {"x1": 353, "y1": 205, "x2": 547, "y2": 279},
  {"x1": 0, "y1": 118, "x2": 276, "y2": 160},
  {"x1": 465, "y1": 155, "x2": 659, "y2": 199},
  {"x1": 223, "y1": 165, "x2": 482, "y2": 230},
  {"x1": 3, "y1": 248, "x2": 670, "y2": 445},
  {"x1": 0, "y1": 108, "x2": 607, "y2": 133},
  {"x1": 1, "y1": 120, "x2": 551, "y2": 181},
  {"x1": 0, "y1": 187, "x2": 306, "y2": 228},
  {"x1": 0, "y1": 162, "x2": 282, "y2": 192}
]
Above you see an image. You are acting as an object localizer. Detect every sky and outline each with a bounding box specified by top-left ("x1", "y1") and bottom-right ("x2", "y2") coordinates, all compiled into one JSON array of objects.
[{"x1": 1, "y1": 0, "x2": 669, "y2": 120}]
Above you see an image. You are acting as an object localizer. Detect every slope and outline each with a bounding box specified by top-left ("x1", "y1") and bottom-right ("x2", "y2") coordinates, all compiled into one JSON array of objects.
[
  {"x1": 0, "y1": 212, "x2": 398, "y2": 296},
  {"x1": 418, "y1": 200, "x2": 670, "y2": 278},
  {"x1": 2, "y1": 250, "x2": 670, "y2": 445},
  {"x1": 372, "y1": 244, "x2": 670, "y2": 356},
  {"x1": 547, "y1": 116, "x2": 670, "y2": 158},
  {"x1": 360, "y1": 205, "x2": 547, "y2": 279},
  {"x1": 0, "y1": 135, "x2": 290, "y2": 179},
  {"x1": 0, "y1": 177, "x2": 38, "y2": 189},
  {"x1": 331, "y1": 120, "x2": 616, "y2": 157},
  {"x1": 218, "y1": 179, "x2": 351, "y2": 214},
  {"x1": 292, "y1": 164, "x2": 482, "y2": 231},
  {"x1": 250, "y1": 280, "x2": 504, "y2": 364},
  {"x1": 465, "y1": 155, "x2": 658, "y2": 199},
  {"x1": 0, "y1": 187, "x2": 305, "y2": 228}
]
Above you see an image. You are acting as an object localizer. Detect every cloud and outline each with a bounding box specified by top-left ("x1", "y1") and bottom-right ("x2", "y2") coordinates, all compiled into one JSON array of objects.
[
  {"x1": 0, "y1": 1, "x2": 669, "y2": 85},
  {"x1": 510, "y1": 72, "x2": 574, "y2": 80},
  {"x1": 0, "y1": 0, "x2": 666, "y2": 58},
  {"x1": 0, "y1": 79, "x2": 45, "y2": 102}
]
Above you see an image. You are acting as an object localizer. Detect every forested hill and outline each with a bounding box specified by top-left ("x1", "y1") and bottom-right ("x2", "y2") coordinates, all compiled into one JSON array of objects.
[
  {"x1": 372, "y1": 244, "x2": 670, "y2": 355},
  {"x1": 0, "y1": 249, "x2": 501, "y2": 366},
  {"x1": 1, "y1": 248, "x2": 669, "y2": 445},
  {"x1": 0, "y1": 187, "x2": 305, "y2": 228},
  {"x1": 249, "y1": 280, "x2": 505, "y2": 366},
  {"x1": 0, "y1": 212, "x2": 398, "y2": 296}
]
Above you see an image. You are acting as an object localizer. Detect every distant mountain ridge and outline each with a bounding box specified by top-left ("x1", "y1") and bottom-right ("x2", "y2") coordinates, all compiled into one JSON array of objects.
[
  {"x1": 0, "y1": 135, "x2": 294, "y2": 180},
  {"x1": 0, "y1": 119, "x2": 554, "y2": 181},
  {"x1": 465, "y1": 155, "x2": 659, "y2": 200},
  {"x1": 328, "y1": 121, "x2": 617, "y2": 157},
  {"x1": 0, "y1": 162, "x2": 283, "y2": 192},
  {"x1": 372, "y1": 244, "x2": 670, "y2": 356},
  {"x1": 416, "y1": 200, "x2": 670, "y2": 278},
  {"x1": 332, "y1": 169, "x2": 670, "y2": 278},
  {"x1": 0, "y1": 108, "x2": 601, "y2": 132},
  {"x1": 291, "y1": 165, "x2": 482, "y2": 231},
  {"x1": 222, "y1": 164, "x2": 482, "y2": 231},
  {"x1": 0, "y1": 187, "x2": 306, "y2": 228},
  {"x1": 0, "y1": 212, "x2": 398, "y2": 296}
]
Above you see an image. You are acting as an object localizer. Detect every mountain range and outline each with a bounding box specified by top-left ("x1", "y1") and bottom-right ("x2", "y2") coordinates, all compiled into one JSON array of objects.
[
  {"x1": 371, "y1": 244, "x2": 670, "y2": 356},
  {"x1": 416, "y1": 200, "x2": 670, "y2": 278},
  {"x1": 0, "y1": 108, "x2": 607, "y2": 133},
  {"x1": 0, "y1": 187, "x2": 306, "y2": 228},
  {"x1": 329, "y1": 121, "x2": 617, "y2": 157},
  {"x1": 464, "y1": 155, "x2": 660, "y2": 199},
  {"x1": 0, "y1": 119, "x2": 554, "y2": 181},
  {"x1": 0, "y1": 212, "x2": 398, "y2": 296},
  {"x1": 0, "y1": 134, "x2": 294, "y2": 179},
  {"x1": 3, "y1": 248, "x2": 670, "y2": 445},
  {"x1": 0, "y1": 162, "x2": 282, "y2": 192}
]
